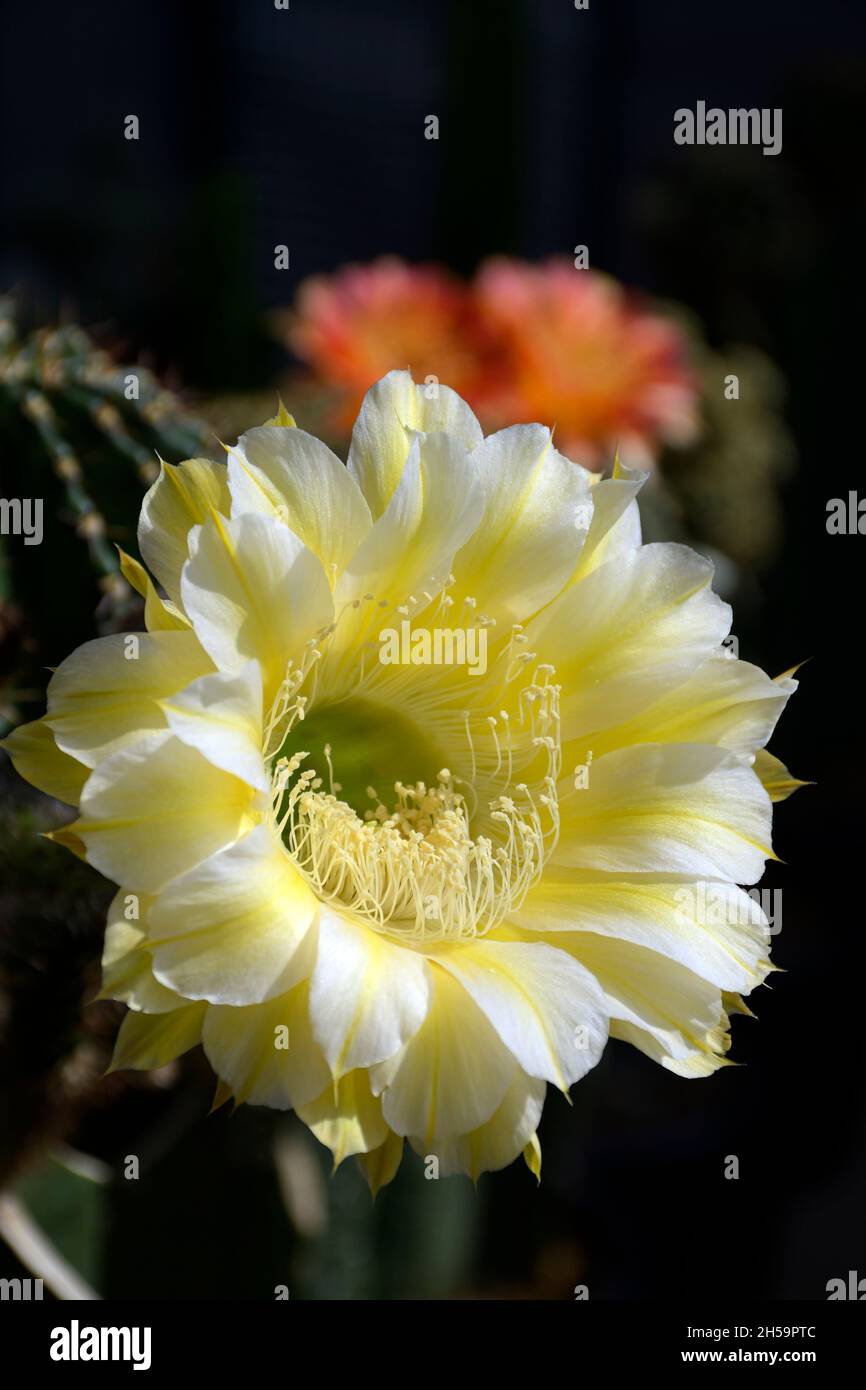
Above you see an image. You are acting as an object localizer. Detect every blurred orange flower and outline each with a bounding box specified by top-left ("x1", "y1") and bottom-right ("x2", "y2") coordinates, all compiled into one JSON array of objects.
[
  {"x1": 473, "y1": 258, "x2": 699, "y2": 469},
  {"x1": 281, "y1": 255, "x2": 700, "y2": 468},
  {"x1": 280, "y1": 257, "x2": 490, "y2": 432}
]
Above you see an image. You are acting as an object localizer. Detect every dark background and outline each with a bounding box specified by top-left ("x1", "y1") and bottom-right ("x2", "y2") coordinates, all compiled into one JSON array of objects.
[{"x1": 0, "y1": 0, "x2": 863, "y2": 1300}]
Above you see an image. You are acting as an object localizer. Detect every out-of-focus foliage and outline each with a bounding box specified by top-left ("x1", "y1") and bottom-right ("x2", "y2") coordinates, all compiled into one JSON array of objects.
[{"x1": 659, "y1": 338, "x2": 794, "y2": 570}]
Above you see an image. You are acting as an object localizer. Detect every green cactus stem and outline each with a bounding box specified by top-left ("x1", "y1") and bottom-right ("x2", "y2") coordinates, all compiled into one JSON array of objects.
[{"x1": 0, "y1": 298, "x2": 218, "y2": 728}]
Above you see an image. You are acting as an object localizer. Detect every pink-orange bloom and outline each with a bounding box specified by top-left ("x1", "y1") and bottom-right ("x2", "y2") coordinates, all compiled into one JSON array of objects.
[
  {"x1": 283, "y1": 257, "x2": 490, "y2": 432},
  {"x1": 282, "y1": 255, "x2": 701, "y2": 469},
  {"x1": 473, "y1": 258, "x2": 700, "y2": 469}
]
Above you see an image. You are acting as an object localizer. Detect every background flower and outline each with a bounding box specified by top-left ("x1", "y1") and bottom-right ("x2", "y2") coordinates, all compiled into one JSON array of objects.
[
  {"x1": 281, "y1": 256, "x2": 701, "y2": 473},
  {"x1": 278, "y1": 257, "x2": 492, "y2": 433},
  {"x1": 473, "y1": 258, "x2": 700, "y2": 470}
]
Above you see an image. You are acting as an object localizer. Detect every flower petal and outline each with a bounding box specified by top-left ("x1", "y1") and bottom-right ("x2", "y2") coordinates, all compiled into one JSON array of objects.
[
  {"x1": 556, "y1": 742, "x2": 774, "y2": 883},
  {"x1": 754, "y1": 747, "x2": 810, "y2": 802},
  {"x1": 159, "y1": 661, "x2": 269, "y2": 792},
  {"x1": 228, "y1": 426, "x2": 372, "y2": 580},
  {"x1": 357, "y1": 1130, "x2": 404, "y2": 1197},
  {"x1": 452, "y1": 425, "x2": 594, "y2": 621},
  {"x1": 437, "y1": 937, "x2": 608, "y2": 1089},
  {"x1": 337, "y1": 430, "x2": 483, "y2": 615},
  {"x1": 202, "y1": 979, "x2": 330, "y2": 1108},
  {"x1": 45, "y1": 631, "x2": 212, "y2": 768},
  {"x1": 101, "y1": 892, "x2": 179, "y2": 1012},
  {"x1": 147, "y1": 824, "x2": 317, "y2": 1005},
  {"x1": 109, "y1": 1002, "x2": 206, "y2": 1072},
  {"x1": 569, "y1": 457, "x2": 647, "y2": 580},
  {"x1": 138, "y1": 457, "x2": 230, "y2": 609},
  {"x1": 550, "y1": 930, "x2": 730, "y2": 1077},
  {"x1": 71, "y1": 729, "x2": 256, "y2": 893},
  {"x1": 570, "y1": 652, "x2": 797, "y2": 764},
  {"x1": 0, "y1": 718, "x2": 88, "y2": 805},
  {"x1": 373, "y1": 963, "x2": 517, "y2": 1141},
  {"x1": 297, "y1": 1070, "x2": 388, "y2": 1165},
  {"x1": 309, "y1": 909, "x2": 431, "y2": 1077},
  {"x1": 117, "y1": 547, "x2": 189, "y2": 632},
  {"x1": 511, "y1": 872, "x2": 772, "y2": 993},
  {"x1": 181, "y1": 511, "x2": 333, "y2": 705},
  {"x1": 529, "y1": 543, "x2": 731, "y2": 739},
  {"x1": 347, "y1": 369, "x2": 483, "y2": 519},
  {"x1": 409, "y1": 1070, "x2": 546, "y2": 1180}
]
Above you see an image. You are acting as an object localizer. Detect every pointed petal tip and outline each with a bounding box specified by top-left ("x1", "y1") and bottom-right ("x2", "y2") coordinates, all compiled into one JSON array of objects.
[
  {"x1": 523, "y1": 1134, "x2": 542, "y2": 1184},
  {"x1": 209, "y1": 1078, "x2": 235, "y2": 1115},
  {"x1": 774, "y1": 656, "x2": 812, "y2": 681}
]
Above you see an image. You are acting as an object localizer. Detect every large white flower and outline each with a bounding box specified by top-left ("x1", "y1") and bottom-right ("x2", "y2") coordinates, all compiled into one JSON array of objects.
[{"x1": 3, "y1": 371, "x2": 801, "y2": 1188}]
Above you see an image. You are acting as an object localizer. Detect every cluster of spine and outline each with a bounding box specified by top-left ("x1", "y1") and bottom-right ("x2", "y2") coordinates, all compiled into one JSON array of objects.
[{"x1": 0, "y1": 297, "x2": 214, "y2": 604}]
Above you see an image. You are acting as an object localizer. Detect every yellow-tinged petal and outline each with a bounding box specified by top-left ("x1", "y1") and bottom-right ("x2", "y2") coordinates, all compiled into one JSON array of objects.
[
  {"x1": 181, "y1": 510, "x2": 333, "y2": 705},
  {"x1": 528, "y1": 543, "x2": 731, "y2": 740},
  {"x1": 357, "y1": 1130, "x2": 404, "y2": 1197},
  {"x1": 117, "y1": 547, "x2": 189, "y2": 632},
  {"x1": 569, "y1": 457, "x2": 647, "y2": 581},
  {"x1": 372, "y1": 963, "x2": 517, "y2": 1142},
  {"x1": 547, "y1": 930, "x2": 730, "y2": 1077},
  {"x1": 297, "y1": 1070, "x2": 388, "y2": 1166},
  {"x1": 1, "y1": 718, "x2": 88, "y2": 805},
  {"x1": 43, "y1": 824, "x2": 88, "y2": 860},
  {"x1": 436, "y1": 937, "x2": 607, "y2": 1090},
  {"x1": 451, "y1": 425, "x2": 594, "y2": 622},
  {"x1": 138, "y1": 457, "x2": 229, "y2": 608},
  {"x1": 567, "y1": 652, "x2": 796, "y2": 764},
  {"x1": 147, "y1": 824, "x2": 317, "y2": 1005},
  {"x1": 159, "y1": 661, "x2": 269, "y2": 792},
  {"x1": 309, "y1": 908, "x2": 431, "y2": 1078},
  {"x1": 201, "y1": 979, "x2": 330, "y2": 1109},
  {"x1": 264, "y1": 397, "x2": 296, "y2": 428},
  {"x1": 227, "y1": 427, "x2": 371, "y2": 581},
  {"x1": 723, "y1": 990, "x2": 756, "y2": 1019},
  {"x1": 101, "y1": 892, "x2": 180, "y2": 1012},
  {"x1": 118, "y1": 546, "x2": 150, "y2": 600},
  {"x1": 71, "y1": 729, "x2": 257, "y2": 893},
  {"x1": 334, "y1": 430, "x2": 483, "y2": 630},
  {"x1": 45, "y1": 630, "x2": 212, "y2": 768},
  {"x1": 555, "y1": 743, "x2": 774, "y2": 884},
  {"x1": 754, "y1": 748, "x2": 811, "y2": 802},
  {"x1": 347, "y1": 368, "x2": 483, "y2": 519},
  {"x1": 410, "y1": 1070, "x2": 546, "y2": 1180},
  {"x1": 511, "y1": 871, "x2": 771, "y2": 994},
  {"x1": 523, "y1": 1133, "x2": 542, "y2": 1182},
  {"x1": 108, "y1": 1002, "x2": 206, "y2": 1073}
]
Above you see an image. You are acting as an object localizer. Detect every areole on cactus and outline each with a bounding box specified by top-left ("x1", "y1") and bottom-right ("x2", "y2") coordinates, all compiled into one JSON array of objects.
[{"x1": 0, "y1": 298, "x2": 216, "y2": 731}]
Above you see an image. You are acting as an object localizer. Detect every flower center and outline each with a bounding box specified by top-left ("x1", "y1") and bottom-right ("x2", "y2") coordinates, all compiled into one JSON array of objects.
[
  {"x1": 267, "y1": 675, "x2": 562, "y2": 945},
  {"x1": 274, "y1": 767, "x2": 555, "y2": 943},
  {"x1": 271, "y1": 697, "x2": 446, "y2": 819}
]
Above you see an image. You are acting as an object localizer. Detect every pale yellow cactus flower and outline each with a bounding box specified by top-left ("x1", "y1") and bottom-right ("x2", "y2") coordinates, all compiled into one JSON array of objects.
[{"x1": 3, "y1": 371, "x2": 801, "y2": 1189}]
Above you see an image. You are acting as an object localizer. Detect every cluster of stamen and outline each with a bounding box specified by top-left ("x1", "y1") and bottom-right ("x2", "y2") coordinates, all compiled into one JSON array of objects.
[
  {"x1": 274, "y1": 768, "x2": 557, "y2": 941},
  {"x1": 266, "y1": 586, "x2": 562, "y2": 943}
]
